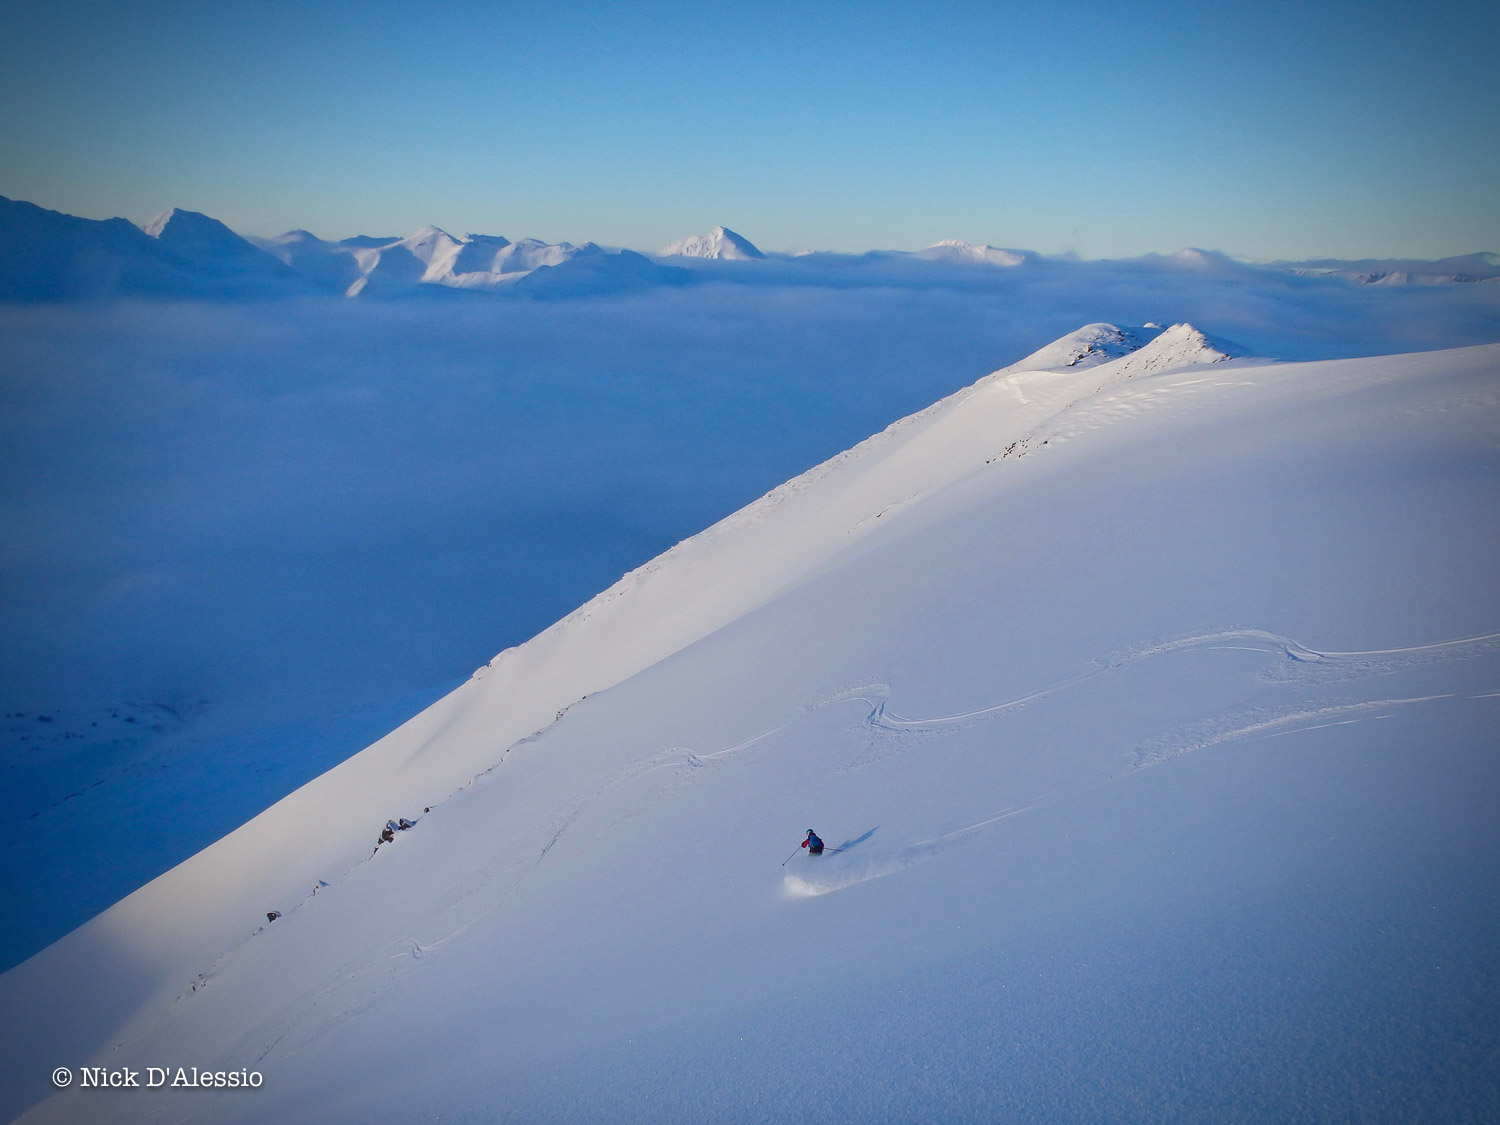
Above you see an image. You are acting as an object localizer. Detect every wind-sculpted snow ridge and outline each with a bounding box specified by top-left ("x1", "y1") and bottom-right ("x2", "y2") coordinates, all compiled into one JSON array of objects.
[
  {"x1": 1002, "y1": 322, "x2": 1158, "y2": 370},
  {"x1": 2, "y1": 333, "x2": 1497, "y2": 1124},
  {"x1": 1097, "y1": 321, "x2": 1235, "y2": 375}
]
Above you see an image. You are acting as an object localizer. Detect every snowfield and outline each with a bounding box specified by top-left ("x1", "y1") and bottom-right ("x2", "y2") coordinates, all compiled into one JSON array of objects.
[{"x1": 2, "y1": 323, "x2": 1497, "y2": 1122}]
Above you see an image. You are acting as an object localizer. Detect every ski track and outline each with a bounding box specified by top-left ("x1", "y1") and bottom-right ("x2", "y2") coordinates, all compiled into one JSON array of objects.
[
  {"x1": 783, "y1": 627, "x2": 1499, "y2": 898},
  {"x1": 173, "y1": 625, "x2": 1500, "y2": 1017},
  {"x1": 819, "y1": 628, "x2": 1500, "y2": 736},
  {"x1": 1129, "y1": 694, "x2": 1464, "y2": 769}
]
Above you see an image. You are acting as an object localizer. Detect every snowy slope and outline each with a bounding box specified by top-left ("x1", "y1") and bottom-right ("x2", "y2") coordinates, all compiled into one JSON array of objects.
[
  {"x1": 7, "y1": 283, "x2": 1494, "y2": 979},
  {"x1": 658, "y1": 225, "x2": 765, "y2": 260},
  {"x1": 3, "y1": 324, "x2": 1497, "y2": 1122}
]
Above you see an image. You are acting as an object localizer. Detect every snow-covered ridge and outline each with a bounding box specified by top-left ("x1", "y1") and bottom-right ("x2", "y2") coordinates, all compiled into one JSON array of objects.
[
  {"x1": 1003, "y1": 323, "x2": 1155, "y2": 371},
  {"x1": 1282, "y1": 251, "x2": 1500, "y2": 286},
  {"x1": 251, "y1": 225, "x2": 615, "y2": 296},
  {"x1": 657, "y1": 225, "x2": 764, "y2": 260},
  {"x1": 915, "y1": 239, "x2": 1030, "y2": 267}
]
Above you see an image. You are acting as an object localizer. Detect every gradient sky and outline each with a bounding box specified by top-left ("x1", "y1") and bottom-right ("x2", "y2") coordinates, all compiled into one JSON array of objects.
[{"x1": 1, "y1": 0, "x2": 1496, "y2": 259}]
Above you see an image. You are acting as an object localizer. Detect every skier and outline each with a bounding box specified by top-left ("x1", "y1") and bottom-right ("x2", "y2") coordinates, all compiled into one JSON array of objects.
[{"x1": 801, "y1": 829, "x2": 824, "y2": 856}]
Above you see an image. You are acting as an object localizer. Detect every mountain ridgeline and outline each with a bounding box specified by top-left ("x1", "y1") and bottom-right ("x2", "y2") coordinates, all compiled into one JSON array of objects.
[{"x1": 2, "y1": 195, "x2": 1496, "y2": 302}]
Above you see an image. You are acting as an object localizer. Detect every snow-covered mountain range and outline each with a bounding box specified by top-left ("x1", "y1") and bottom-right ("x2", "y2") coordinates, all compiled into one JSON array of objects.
[
  {"x1": 0, "y1": 197, "x2": 677, "y2": 300},
  {"x1": 249, "y1": 225, "x2": 666, "y2": 296},
  {"x1": 3, "y1": 195, "x2": 1496, "y2": 301},
  {"x1": 1279, "y1": 251, "x2": 1500, "y2": 285},
  {"x1": 3, "y1": 316, "x2": 1495, "y2": 1122}
]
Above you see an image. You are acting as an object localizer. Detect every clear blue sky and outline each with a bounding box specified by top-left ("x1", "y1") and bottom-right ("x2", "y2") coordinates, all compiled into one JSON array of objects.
[{"x1": 1, "y1": 0, "x2": 1495, "y2": 259}]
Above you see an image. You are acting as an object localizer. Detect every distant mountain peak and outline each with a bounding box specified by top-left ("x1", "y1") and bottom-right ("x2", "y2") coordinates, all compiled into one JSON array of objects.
[
  {"x1": 272, "y1": 229, "x2": 323, "y2": 244},
  {"x1": 658, "y1": 226, "x2": 764, "y2": 260},
  {"x1": 917, "y1": 240, "x2": 1029, "y2": 267},
  {"x1": 1279, "y1": 251, "x2": 1500, "y2": 285},
  {"x1": 138, "y1": 207, "x2": 302, "y2": 287},
  {"x1": 1170, "y1": 248, "x2": 1218, "y2": 266},
  {"x1": 140, "y1": 207, "x2": 247, "y2": 247}
]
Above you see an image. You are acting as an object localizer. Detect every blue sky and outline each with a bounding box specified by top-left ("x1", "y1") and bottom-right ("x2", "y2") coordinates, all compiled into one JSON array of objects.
[{"x1": 0, "y1": 0, "x2": 1495, "y2": 258}]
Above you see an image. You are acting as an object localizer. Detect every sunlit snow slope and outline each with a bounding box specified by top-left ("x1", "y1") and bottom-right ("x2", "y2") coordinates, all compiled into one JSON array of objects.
[{"x1": 4, "y1": 327, "x2": 1498, "y2": 1123}]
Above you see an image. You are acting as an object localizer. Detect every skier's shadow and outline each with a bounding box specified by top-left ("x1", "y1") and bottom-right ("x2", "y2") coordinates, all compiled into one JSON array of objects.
[{"x1": 827, "y1": 827, "x2": 877, "y2": 854}]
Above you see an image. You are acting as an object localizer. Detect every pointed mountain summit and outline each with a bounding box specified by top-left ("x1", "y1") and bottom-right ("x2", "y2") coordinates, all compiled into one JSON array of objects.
[
  {"x1": 142, "y1": 208, "x2": 281, "y2": 266},
  {"x1": 395, "y1": 226, "x2": 466, "y2": 271},
  {"x1": 0, "y1": 197, "x2": 306, "y2": 300},
  {"x1": 140, "y1": 208, "x2": 304, "y2": 291},
  {"x1": 1105, "y1": 322, "x2": 1235, "y2": 377},
  {"x1": 0, "y1": 195, "x2": 187, "y2": 300},
  {"x1": 658, "y1": 226, "x2": 764, "y2": 260}
]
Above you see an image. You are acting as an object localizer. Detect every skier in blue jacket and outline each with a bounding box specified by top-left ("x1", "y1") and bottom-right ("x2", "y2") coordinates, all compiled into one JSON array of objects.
[{"x1": 801, "y1": 829, "x2": 824, "y2": 856}]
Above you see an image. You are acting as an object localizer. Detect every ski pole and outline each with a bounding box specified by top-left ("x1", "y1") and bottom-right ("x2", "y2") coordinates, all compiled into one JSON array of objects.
[{"x1": 781, "y1": 847, "x2": 800, "y2": 866}]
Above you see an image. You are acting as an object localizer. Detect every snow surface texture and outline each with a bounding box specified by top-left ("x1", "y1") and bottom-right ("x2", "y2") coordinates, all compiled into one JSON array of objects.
[{"x1": 2, "y1": 323, "x2": 1497, "y2": 1122}]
